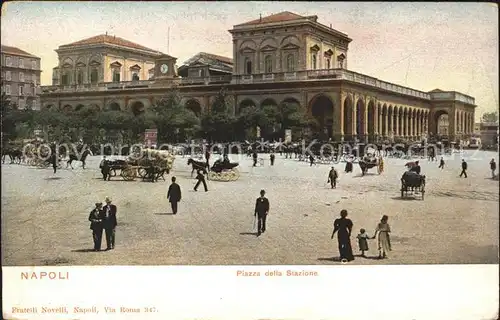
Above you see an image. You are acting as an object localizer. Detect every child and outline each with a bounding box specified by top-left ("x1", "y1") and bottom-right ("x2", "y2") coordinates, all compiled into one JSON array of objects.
[{"x1": 356, "y1": 228, "x2": 370, "y2": 257}]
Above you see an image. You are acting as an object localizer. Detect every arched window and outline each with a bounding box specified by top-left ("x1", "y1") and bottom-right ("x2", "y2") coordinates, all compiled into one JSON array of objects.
[
  {"x1": 286, "y1": 54, "x2": 294, "y2": 72},
  {"x1": 112, "y1": 69, "x2": 121, "y2": 82},
  {"x1": 264, "y1": 55, "x2": 273, "y2": 73},
  {"x1": 77, "y1": 70, "x2": 84, "y2": 84},
  {"x1": 61, "y1": 71, "x2": 70, "y2": 86},
  {"x1": 311, "y1": 54, "x2": 317, "y2": 70},
  {"x1": 326, "y1": 58, "x2": 331, "y2": 69},
  {"x1": 132, "y1": 73, "x2": 139, "y2": 81},
  {"x1": 245, "y1": 58, "x2": 252, "y2": 75},
  {"x1": 90, "y1": 68, "x2": 98, "y2": 84}
]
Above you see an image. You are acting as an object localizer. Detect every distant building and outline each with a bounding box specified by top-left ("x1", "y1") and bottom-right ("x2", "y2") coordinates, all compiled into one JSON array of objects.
[
  {"x1": 1, "y1": 45, "x2": 42, "y2": 110},
  {"x1": 479, "y1": 122, "x2": 499, "y2": 146}
]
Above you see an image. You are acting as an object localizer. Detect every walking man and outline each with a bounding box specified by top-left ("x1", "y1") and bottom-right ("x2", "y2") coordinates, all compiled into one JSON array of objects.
[
  {"x1": 100, "y1": 156, "x2": 111, "y2": 180},
  {"x1": 270, "y1": 152, "x2": 275, "y2": 166},
  {"x1": 88, "y1": 202, "x2": 104, "y2": 251},
  {"x1": 490, "y1": 158, "x2": 496, "y2": 178},
  {"x1": 327, "y1": 166, "x2": 338, "y2": 189},
  {"x1": 252, "y1": 151, "x2": 258, "y2": 167},
  {"x1": 309, "y1": 153, "x2": 315, "y2": 166},
  {"x1": 254, "y1": 189, "x2": 270, "y2": 236},
  {"x1": 205, "y1": 149, "x2": 211, "y2": 168},
  {"x1": 167, "y1": 176, "x2": 182, "y2": 214},
  {"x1": 103, "y1": 197, "x2": 117, "y2": 250},
  {"x1": 194, "y1": 169, "x2": 208, "y2": 192},
  {"x1": 438, "y1": 157, "x2": 445, "y2": 169},
  {"x1": 459, "y1": 159, "x2": 468, "y2": 178}
]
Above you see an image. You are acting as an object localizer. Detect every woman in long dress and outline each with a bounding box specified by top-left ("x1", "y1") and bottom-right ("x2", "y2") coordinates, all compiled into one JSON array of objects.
[
  {"x1": 373, "y1": 215, "x2": 391, "y2": 259},
  {"x1": 331, "y1": 209, "x2": 355, "y2": 261}
]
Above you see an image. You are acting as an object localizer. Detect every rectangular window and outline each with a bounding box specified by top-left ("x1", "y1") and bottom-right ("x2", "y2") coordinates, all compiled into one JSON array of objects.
[
  {"x1": 6, "y1": 57, "x2": 11, "y2": 66},
  {"x1": 19, "y1": 72, "x2": 24, "y2": 82},
  {"x1": 32, "y1": 100, "x2": 37, "y2": 110},
  {"x1": 6, "y1": 71, "x2": 11, "y2": 81},
  {"x1": 19, "y1": 85, "x2": 24, "y2": 95},
  {"x1": 19, "y1": 58, "x2": 24, "y2": 68},
  {"x1": 5, "y1": 85, "x2": 11, "y2": 95},
  {"x1": 32, "y1": 60, "x2": 37, "y2": 69},
  {"x1": 18, "y1": 99, "x2": 25, "y2": 110}
]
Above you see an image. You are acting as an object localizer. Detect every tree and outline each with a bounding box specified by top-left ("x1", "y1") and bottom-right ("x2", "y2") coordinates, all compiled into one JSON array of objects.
[
  {"x1": 152, "y1": 89, "x2": 200, "y2": 143},
  {"x1": 201, "y1": 87, "x2": 236, "y2": 142},
  {"x1": 481, "y1": 111, "x2": 498, "y2": 123}
]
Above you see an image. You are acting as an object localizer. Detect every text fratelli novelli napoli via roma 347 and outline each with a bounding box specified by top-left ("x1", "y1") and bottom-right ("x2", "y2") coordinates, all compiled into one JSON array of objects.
[{"x1": 237, "y1": 270, "x2": 319, "y2": 277}]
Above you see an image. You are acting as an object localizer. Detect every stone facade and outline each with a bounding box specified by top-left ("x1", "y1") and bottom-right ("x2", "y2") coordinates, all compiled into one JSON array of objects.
[
  {"x1": 1, "y1": 45, "x2": 42, "y2": 110},
  {"x1": 40, "y1": 12, "x2": 477, "y2": 142}
]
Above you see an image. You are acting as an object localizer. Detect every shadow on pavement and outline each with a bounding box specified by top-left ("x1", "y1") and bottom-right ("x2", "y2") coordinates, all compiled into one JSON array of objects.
[
  {"x1": 390, "y1": 196, "x2": 419, "y2": 201},
  {"x1": 154, "y1": 212, "x2": 175, "y2": 215},
  {"x1": 44, "y1": 177, "x2": 62, "y2": 180},
  {"x1": 71, "y1": 249, "x2": 97, "y2": 253}
]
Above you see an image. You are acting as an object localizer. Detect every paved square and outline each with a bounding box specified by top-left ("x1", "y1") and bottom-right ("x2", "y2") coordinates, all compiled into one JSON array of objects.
[{"x1": 2, "y1": 150, "x2": 498, "y2": 265}]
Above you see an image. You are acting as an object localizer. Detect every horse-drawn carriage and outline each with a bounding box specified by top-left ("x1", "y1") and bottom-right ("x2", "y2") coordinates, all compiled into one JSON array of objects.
[
  {"x1": 358, "y1": 156, "x2": 383, "y2": 176},
  {"x1": 208, "y1": 159, "x2": 240, "y2": 181},
  {"x1": 104, "y1": 149, "x2": 175, "y2": 181},
  {"x1": 401, "y1": 171, "x2": 426, "y2": 200}
]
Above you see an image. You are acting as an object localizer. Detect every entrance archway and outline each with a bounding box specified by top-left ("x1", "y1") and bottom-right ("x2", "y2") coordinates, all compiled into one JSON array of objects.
[
  {"x1": 238, "y1": 99, "x2": 257, "y2": 114},
  {"x1": 75, "y1": 104, "x2": 85, "y2": 112},
  {"x1": 435, "y1": 111, "x2": 449, "y2": 136},
  {"x1": 108, "y1": 102, "x2": 121, "y2": 111},
  {"x1": 62, "y1": 104, "x2": 73, "y2": 113},
  {"x1": 185, "y1": 99, "x2": 202, "y2": 117},
  {"x1": 343, "y1": 96, "x2": 353, "y2": 137},
  {"x1": 309, "y1": 95, "x2": 334, "y2": 139},
  {"x1": 131, "y1": 101, "x2": 145, "y2": 116}
]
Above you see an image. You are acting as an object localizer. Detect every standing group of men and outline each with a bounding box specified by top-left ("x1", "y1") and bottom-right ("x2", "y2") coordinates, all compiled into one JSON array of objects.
[{"x1": 88, "y1": 197, "x2": 117, "y2": 251}]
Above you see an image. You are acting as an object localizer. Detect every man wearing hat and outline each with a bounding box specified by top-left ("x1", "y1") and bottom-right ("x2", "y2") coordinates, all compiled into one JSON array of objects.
[
  {"x1": 102, "y1": 197, "x2": 117, "y2": 250},
  {"x1": 167, "y1": 176, "x2": 182, "y2": 214},
  {"x1": 88, "y1": 202, "x2": 105, "y2": 251},
  {"x1": 327, "y1": 166, "x2": 338, "y2": 189},
  {"x1": 254, "y1": 189, "x2": 270, "y2": 236}
]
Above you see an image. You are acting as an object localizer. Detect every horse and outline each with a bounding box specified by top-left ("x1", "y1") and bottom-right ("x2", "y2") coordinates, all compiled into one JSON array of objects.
[
  {"x1": 2, "y1": 147, "x2": 23, "y2": 164},
  {"x1": 67, "y1": 149, "x2": 93, "y2": 169},
  {"x1": 358, "y1": 157, "x2": 379, "y2": 176},
  {"x1": 187, "y1": 158, "x2": 209, "y2": 177}
]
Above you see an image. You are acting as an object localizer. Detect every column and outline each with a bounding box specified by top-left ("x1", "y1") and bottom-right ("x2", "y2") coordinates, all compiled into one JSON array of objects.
[
  {"x1": 404, "y1": 110, "x2": 409, "y2": 137},
  {"x1": 363, "y1": 102, "x2": 369, "y2": 138},
  {"x1": 394, "y1": 112, "x2": 399, "y2": 137},
  {"x1": 409, "y1": 110, "x2": 414, "y2": 139},
  {"x1": 338, "y1": 92, "x2": 346, "y2": 138},
  {"x1": 352, "y1": 102, "x2": 357, "y2": 136},
  {"x1": 384, "y1": 111, "x2": 389, "y2": 136},
  {"x1": 374, "y1": 103, "x2": 379, "y2": 135}
]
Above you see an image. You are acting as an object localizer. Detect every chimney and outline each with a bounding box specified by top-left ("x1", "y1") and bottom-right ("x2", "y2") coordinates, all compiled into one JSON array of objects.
[
  {"x1": 330, "y1": 24, "x2": 332, "y2": 29},
  {"x1": 260, "y1": 14, "x2": 262, "y2": 22},
  {"x1": 106, "y1": 31, "x2": 108, "y2": 36}
]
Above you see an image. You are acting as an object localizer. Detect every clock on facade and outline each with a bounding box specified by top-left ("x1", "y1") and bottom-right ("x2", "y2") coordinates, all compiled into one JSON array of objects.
[{"x1": 160, "y1": 64, "x2": 169, "y2": 74}]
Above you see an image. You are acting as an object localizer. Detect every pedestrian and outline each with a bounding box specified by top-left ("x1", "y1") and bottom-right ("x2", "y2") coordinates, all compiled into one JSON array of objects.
[
  {"x1": 410, "y1": 160, "x2": 421, "y2": 175},
  {"x1": 331, "y1": 209, "x2": 355, "y2": 262},
  {"x1": 438, "y1": 157, "x2": 445, "y2": 169},
  {"x1": 194, "y1": 168, "x2": 208, "y2": 192},
  {"x1": 88, "y1": 202, "x2": 104, "y2": 251},
  {"x1": 372, "y1": 215, "x2": 391, "y2": 259},
  {"x1": 309, "y1": 153, "x2": 315, "y2": 166},
  {"x1": 327, "y1": 166, "x2": 338, "y2": 189},
  {"x1": 51, "y1": 153, "x2": 58, "y2": 174},
  {"x1": 205, "y1": 149, "x2": 211, "y2": 168},
  {"x1": 254, "y1": 189, "x2": 270, "y2": 236},
  {"x1": 356, "y1": 228, "x2": 370, "y2": 257},
  {"x1": 270, "y1": 152, "x2": 275, "y2": 166},
  {"x1": 100, "y1": 156, "x2": 111, "y2": 180},
  {"x1": 490, "y1": 158, "x2": 496, "y2": 178},
  {"x1": 459, "y1": 159, "x2": 468, "y2": 178},
  {"x1": 167, "y1": 176, "x2": 182, "y2": 214},
  {"x1": 102, "y1": 197, "x2": 117, "y2": 250},
  {"x1": 252, "y1": 151, "x2": 258, "y2": 167}
]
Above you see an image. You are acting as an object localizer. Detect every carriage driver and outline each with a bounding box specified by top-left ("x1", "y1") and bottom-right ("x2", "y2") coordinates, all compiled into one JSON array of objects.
[{"x1": 410, "y1": 160, "x2": 421, "y2": 175}]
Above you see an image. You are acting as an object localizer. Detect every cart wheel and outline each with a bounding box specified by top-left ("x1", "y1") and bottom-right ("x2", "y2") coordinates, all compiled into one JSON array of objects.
[{"x1": 121, "y1": 167, "x2": 136, "y2": 181}]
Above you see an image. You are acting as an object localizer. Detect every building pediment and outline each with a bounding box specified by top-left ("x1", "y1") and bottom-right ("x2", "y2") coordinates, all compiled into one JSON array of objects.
[
  {"x1": 129, "y1": 64, "x2": 141, "y2": 70},
  {"x1": 324, "y1": 49, "x2": 334, "y2": 56},
  {"x1": 110, "y1": 61, "x2": 122, "y2": 68},
  {"x1": 89, "y1": 60, "x2": 101, "y2": 66},
  {"x1": 76, "y1": 62, "x2": 86, "y2": 68},
  {"x1": 260, "y1": 45, "x2": 277, "y2": 52},
  {"x1": 310, "y1": 44, "x2": 320, "y2": 52},
  {"x1": 240, "y1": 46, "x2": 256, "y2": 53},
  {"x1": 281, "y1": 43, "x2": 299, "y2": 50},
  {"x1": 337, "y1": 53, "x2": 346, "y2": 61}
]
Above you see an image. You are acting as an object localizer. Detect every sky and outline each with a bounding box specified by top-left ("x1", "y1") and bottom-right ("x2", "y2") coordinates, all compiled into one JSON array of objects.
[{"x1": 2, "y1": 2, "x2": 498, "y2": 119}]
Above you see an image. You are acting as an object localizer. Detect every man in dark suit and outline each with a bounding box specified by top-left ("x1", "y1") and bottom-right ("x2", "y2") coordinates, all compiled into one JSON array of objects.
[
  {"x1": 194, "y1": 169, "x2": 208, "y2": 192},
  {"x1": 252, "y1": 151, "x2": 258, "y2": 167},
  {"x1": 459, "y1": 159, "x2": 468, "y2": 178},
  {"x1": 88, "y1": 202, "x2": 105, "y2": 251},
  {"x1": 327, "y1": 166, "x2": 338, "y2": 189},
  {"x1": 167, "y1": 176, "x2": 182, "y2": 214},
  {"x1": 254, "y1": 189, "x2": 270, "y2": 236},
  {"x1": 410, "y1": 160, "x2": 421, "y2": 175},
  {"x1": 102, "y1": 197, "x2": 117, "y2": 250}
]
